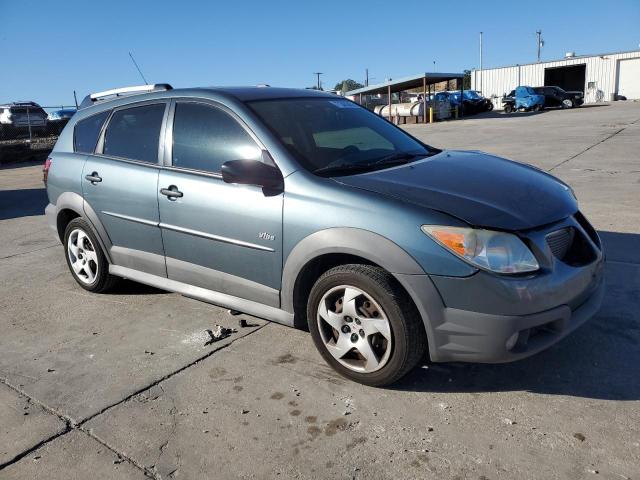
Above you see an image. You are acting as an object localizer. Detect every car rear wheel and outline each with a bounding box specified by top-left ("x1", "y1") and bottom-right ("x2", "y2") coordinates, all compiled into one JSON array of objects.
[
  {"x1": 562, "y1": 99, "x2": 574, "y2": 108},
  {"x1": 307, "y1": 264, "x2": 426, "y2": 387},
  {"x1": 64, "y1": 218, "x2": 118, "y2": 293},
  {"x1": 503, "y1": 104, "x2": 514, "y2": 113}
]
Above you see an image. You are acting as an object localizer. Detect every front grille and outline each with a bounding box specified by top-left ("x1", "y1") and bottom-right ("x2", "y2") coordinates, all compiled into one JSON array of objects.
[{"x1": 546, "y1": 228, "x2": 575, "y2": 260}]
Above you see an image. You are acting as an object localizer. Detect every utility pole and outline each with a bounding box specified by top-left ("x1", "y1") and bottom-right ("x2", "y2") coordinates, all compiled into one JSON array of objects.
[
  {"x1": 479, "y1": 31, "x2": 483, "y2": 93},
  {"x1": 365, "y1": 68, "x2": 369, "y2": 87},
  {"x1": 313, "y1": 72, "x2": 323, "y2": 90},
  {"x1": 536, "y1": 30, "x2": 543, "y2": 62}
]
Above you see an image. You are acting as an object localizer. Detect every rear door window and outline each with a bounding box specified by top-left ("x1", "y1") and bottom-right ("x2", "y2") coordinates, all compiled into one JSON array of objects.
[
  {"x1": 74, "y1": 110, "x2": 110, "y2": 154},
  {"x1": 103, "y1": 103, "x2": 166, "y2": 163},
  {"x1": 171, "y1": 102, "x2": 261, "y2": 174}
]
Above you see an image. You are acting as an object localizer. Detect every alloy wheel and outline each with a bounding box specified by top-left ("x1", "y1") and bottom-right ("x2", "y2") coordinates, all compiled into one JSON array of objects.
[
  {"x1": 67, "y1": 228, "x2": 99, "y2": 284},
  {"x1": 316, "y1": 285, "x2": 392, "y2": 373}
]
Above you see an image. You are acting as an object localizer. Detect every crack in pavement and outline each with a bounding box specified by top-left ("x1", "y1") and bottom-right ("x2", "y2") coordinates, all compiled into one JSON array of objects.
[
  {"x1": 0, "y1": 244, "x2": 59, "y2": 261},
  {"x1": 0, "y1": 323, "x2": 269, "y2": 477},
  {"x1": 548, "y1": 116, "x2": 640, "y2": 172}
]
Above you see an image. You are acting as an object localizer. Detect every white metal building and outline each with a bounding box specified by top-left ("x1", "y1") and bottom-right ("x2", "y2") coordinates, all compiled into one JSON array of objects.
[{"x1": 471, "y1": 49, "x2": 640, "y2": 108}]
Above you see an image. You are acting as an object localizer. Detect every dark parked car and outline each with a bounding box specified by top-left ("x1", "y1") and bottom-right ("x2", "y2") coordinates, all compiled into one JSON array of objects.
[
  {"x1": 449, "y1": 90, "x2": 494, "y2": 114},
  {"x1": 0, "y1": 101, "x2": 48, "y2": 139},
  {"x1": 533, "y1": 86, "x2": 584, "y2": 108}
]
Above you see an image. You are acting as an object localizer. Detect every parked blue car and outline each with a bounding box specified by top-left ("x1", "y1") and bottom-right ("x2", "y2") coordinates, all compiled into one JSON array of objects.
[{"x1": 503, "y1": 86, "x2": 545, "y2": 113}]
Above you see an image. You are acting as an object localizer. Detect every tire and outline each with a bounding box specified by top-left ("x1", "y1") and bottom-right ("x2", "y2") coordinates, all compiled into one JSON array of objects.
[
  {"x1": 503, "y1": 104, "x2": 513, "y2": 114},
  {"x1": 63, "y1": 218, "x2": 118, "y2": 293},
  {"x1": 562, "y1": 99, "x2": 574, "y2": 109},
  {"x1": 486, "y1": 102, "x2": 494, "y2": 111},
  {"x1": 533, "y1": 104, "x2": 543, "y2": 112},
  {"x1": 307, "y1": 264, "x2": 427, "y2": 387}
]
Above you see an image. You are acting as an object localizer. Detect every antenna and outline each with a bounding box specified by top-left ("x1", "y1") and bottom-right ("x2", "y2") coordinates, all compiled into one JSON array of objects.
[
  {"x1": 129, "y1": 52, "x2": 149, "y2": 85},
  {"x1": 73, "y1": 90, "x2": 79, "y2": 109}
]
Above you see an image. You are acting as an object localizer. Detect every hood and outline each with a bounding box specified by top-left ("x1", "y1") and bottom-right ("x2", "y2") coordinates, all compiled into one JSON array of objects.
[{"x1": 335, "y1": 151, "x2": 577, "y2": 231}]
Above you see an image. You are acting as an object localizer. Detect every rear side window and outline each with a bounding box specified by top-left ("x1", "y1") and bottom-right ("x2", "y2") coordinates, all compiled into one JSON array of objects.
[
  {"x1": 74, "y1": 111, "x2": 110, "y2": 154},
  {"x1": 172, "y1": 102, "x2": 261, "y2": 173},
  {"x1": 103, "y1": 104, "x2": 165, "y2": 163}
]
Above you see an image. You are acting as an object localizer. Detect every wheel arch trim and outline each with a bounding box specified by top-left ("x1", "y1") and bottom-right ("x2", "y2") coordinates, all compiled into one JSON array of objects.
[
  {"x1": 281, "y1": 228, "x2": 441, "y2": 355},
  {"x1": 52, "y1": 192, "x2": 113, "y2": 263}
]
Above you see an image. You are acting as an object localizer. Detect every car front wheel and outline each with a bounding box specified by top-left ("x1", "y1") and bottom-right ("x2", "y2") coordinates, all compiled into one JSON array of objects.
[
  {"x1": 307, "y1": 264, "x2": 426, "y2": 387},
  {"x1": 562, "y1": 99, "x2": 574, "y2": 108}
]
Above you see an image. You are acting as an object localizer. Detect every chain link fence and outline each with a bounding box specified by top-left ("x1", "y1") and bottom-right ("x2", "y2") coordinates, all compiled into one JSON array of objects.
[{"x1": 0, "y1": 104, "x2": 76, "y2": 165}]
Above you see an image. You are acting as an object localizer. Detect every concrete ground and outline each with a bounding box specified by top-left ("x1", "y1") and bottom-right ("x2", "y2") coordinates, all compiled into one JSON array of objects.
[{"x1": 0, "y1": 102, "x2": 638, "y2": 480}]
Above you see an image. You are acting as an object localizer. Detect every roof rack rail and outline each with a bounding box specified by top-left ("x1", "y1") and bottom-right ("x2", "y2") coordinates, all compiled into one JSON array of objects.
[{"x1": 79, "y1": 83, "x2": 172, "y2": 109}]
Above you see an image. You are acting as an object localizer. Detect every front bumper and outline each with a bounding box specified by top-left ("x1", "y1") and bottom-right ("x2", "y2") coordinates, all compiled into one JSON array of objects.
[
  {"x1": 396, "y1": 213, "x2": 605, "y2": 363},
  {"x1": 431, "y1": 278, "x2": 604, "y2": 362}
]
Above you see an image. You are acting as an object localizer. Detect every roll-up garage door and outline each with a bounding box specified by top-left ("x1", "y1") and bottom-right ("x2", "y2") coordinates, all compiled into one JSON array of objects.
[{"x1": 617, "y1": 58, "x2": 640, "y2": 99}]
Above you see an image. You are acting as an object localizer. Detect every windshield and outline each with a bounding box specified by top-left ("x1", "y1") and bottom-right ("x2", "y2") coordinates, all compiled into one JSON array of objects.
[{"x1": 248, "y1": 97, "x2": 439, "y2": 176}]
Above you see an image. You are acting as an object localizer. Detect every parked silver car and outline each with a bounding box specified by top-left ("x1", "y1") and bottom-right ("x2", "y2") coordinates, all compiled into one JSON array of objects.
[{"x1": 44, "y1": 84, "x2": 604, "y2": 386}]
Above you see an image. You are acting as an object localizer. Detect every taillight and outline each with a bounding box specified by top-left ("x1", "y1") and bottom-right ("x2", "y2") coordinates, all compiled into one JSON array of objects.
[{"x1": 43, "y1": 157, "x2": 52, "y2": 185}]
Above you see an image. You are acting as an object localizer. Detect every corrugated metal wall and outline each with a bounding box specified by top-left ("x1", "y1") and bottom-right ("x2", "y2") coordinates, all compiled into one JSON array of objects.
[{"x1": 472, "y1": 50, "x2": 640, "y2": 109}]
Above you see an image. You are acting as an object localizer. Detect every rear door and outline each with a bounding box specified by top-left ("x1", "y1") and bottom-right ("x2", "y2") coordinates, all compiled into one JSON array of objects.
[
  {"x1": 82, "y1": 101, "x2": 168, "y2": 277},
  {"x1": 157, "y1": 100, "x2": 283, "y2": 307}
]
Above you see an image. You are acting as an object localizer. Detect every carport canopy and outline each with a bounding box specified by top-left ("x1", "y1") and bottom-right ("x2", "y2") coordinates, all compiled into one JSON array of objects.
[{"x1": 345, "y1": 72, "x2": 464, "y2": 97}]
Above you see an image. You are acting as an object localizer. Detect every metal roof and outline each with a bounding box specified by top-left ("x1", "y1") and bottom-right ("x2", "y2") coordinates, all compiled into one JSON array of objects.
[
  {"x1": 345, "y1": 72, "x2": 464, "y2": 96},
  {"x1": 471, "y1": 48, "x2": 640, "y2": 71}
]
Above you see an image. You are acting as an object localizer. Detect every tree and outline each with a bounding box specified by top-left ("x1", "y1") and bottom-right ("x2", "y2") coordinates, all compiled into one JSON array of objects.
[
  {"x1": 334, "y1": 79, "x2": 364, "y2": 93},
  {"x1": 463, "y1": 70, "x2": 471, "y2": 90}
]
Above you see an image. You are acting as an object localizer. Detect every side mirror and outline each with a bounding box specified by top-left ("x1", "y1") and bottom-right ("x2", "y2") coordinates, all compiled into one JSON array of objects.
[{"x1": 221, "y1": 159, "x2": 283, "y2": 190}]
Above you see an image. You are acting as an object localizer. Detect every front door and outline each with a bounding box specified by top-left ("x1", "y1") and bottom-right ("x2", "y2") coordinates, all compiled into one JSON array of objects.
[
  {"x1": 82, "y1": 101, "x2": 168, "y2": 277},
  {"x1": 158, "y1": 100, "x2": 283, "y2": 307}
]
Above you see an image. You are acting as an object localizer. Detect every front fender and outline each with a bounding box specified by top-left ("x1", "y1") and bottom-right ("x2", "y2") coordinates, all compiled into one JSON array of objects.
[{"x1": 281, "y1": 227, "x2": 444, "y2": 354}]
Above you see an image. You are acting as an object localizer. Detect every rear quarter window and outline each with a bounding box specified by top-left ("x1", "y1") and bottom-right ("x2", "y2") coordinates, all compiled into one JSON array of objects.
[{"x1": 74, "y1": 110, "x2": 110, "y2": 154}]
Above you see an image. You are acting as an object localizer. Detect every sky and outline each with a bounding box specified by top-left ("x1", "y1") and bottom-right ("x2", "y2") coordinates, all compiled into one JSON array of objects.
[{"x1": 2, "y1": 0, "x2": 639, "y2": 107}]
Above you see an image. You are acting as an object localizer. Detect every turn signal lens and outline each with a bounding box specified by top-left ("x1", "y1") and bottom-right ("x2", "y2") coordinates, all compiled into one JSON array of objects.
[
  {"x1": 421, "y1": 225, "x2": 539, "y2": 274},
  {"x1": 426, "y1": 229, "x2": 472, "y2": 257}
]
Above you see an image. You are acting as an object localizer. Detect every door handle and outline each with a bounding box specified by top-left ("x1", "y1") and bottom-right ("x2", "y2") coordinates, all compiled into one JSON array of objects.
[
  {"x1": 160, "y1": 185, "x2": 183, "y2": 199},
  {"x1": 85, "y1": 172, "x2": 102, "y2": 184}
]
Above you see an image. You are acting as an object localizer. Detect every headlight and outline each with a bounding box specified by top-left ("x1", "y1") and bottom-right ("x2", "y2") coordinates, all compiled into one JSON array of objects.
[{"x1": 421, "y1": 225, "x2": 539, "y2": 274}]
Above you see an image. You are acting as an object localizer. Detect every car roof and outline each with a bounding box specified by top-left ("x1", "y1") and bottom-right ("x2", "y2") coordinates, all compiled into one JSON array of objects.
[
  {"x1": 0, "y1": 101, "x2": 43, "y2": 108},
  {"x1": 77, "y1": 85, "x2": 339, "y2": 113},
  {"x1": 194, "y1": 86, "x2": 336, "y2": 101}
]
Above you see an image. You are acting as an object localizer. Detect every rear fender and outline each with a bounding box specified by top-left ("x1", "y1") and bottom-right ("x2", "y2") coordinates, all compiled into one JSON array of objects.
[{"x1": 52, "y1": 191, "x2": 113, "y2": 263}]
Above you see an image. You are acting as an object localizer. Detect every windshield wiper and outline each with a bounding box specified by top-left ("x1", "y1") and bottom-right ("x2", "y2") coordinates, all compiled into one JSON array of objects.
[
  {"x1": 314, "y1": 151, "x2": 434, "y2": 177},
  {"x1": 313, "y1": 163, "x2": 373, "y2": 176},
  {"x1": 371, "y1": 152, "x2": 422, "y2": 166}
]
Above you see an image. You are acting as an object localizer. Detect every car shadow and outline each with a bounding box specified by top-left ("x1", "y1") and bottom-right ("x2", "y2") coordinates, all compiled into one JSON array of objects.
[
  {"x1": 0, "y1": 188, "x2": 48, "y2": 220},
  {"x1": 106, "y1": 279, "x2": 168, "y2": 295},
  {"x1": 392, "y1": 230, "x2": 640, "y2": 401},
  {"x1": 457, "y1": 110, "x2": 546, "y2": 121}
]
